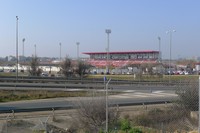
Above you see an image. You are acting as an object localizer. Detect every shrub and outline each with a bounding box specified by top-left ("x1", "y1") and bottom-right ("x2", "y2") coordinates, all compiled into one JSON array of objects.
[
  {"x1": 120, "y1": 119, "x2": 131, "y2": 133},
  {"x1": 129, "y1": 127, "x2": 143, "y2": 133}
]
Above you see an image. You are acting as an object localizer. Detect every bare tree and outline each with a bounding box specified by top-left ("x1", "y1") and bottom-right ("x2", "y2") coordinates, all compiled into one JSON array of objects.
[
  {"x1": 73, "y1": 97, "x2": 119, "y2": 132},
  {"x1": 29, "y1": 56, "x2": 42, "y2": 76},
  {"x1": 75, "y1": 60, "x2": 90, "y2": 78},
  {"x1": 61, "y1": 57, "x2": 73, "y2": 78}
]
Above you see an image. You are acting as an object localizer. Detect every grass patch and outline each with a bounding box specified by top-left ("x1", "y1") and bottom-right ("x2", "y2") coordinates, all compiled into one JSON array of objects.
[
  {"x1": 0, "y1": 90, "x2": 88, "y2": 102},
  {"x1": 87, "y1": 74, "x2": 199, "y2": 82}
]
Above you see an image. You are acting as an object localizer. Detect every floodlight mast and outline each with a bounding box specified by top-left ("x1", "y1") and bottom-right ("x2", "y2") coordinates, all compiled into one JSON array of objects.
[{"x1": 105, "y1": 29, "x2": 111, "y2": 74}]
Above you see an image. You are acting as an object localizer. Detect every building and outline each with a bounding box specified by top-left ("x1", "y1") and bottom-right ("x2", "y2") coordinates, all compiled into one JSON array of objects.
[
  {"x1": 83, "y1": 50, "x2": 159, "y2": 68},
  {"x1": 83, "y1": 50, "x2": 160, "y2": 74}
]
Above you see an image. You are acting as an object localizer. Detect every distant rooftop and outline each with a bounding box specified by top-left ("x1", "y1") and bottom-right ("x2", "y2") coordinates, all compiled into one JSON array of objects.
[{"x1": 83, "y1": 50, "x2": 159, "y2": 55}]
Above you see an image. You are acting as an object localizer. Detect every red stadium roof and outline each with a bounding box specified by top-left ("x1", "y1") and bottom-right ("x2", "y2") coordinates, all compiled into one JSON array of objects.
[{"x1": 83, "y1": 50, "x2": 159, "y2": 55}]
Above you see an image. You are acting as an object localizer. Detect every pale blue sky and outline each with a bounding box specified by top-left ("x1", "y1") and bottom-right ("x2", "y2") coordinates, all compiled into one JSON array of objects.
[{"x1": 0, "y1": 0, "x2": 199, "y2": 59}]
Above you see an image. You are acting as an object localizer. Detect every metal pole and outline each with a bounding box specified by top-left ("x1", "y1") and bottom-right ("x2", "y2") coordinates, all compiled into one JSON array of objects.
[
  {"x1": 22, "y1": 38, "x2": 25, "y2": 62},
  {"x1": 199, "y1": 76, "x2": 200, "y2": 133},
  {"x1": 34, "y1": 44, "x2": 36, "y2": 57},
  {"x1": 105, "y1": 29, "x2": 111, "y2": 74},
  {"x1": 16, "y1": 16, "x2": 19, "y2": 81},
  {"x1": 169, "y1": 31, "x2": 172, "y2": 83},
  {"x1": 107, "y1": 33, "x2": 109, "y2": 74},
  {"x1": 158, "y1": 36, "x2": 161, "y2": 75},
  {"x1": 76, "y1": 42, "x2": 80, "y2": 60},
  {"x1": 59, "y1": 42, "x2": 61, "y2": 61},
  {"x1": 158, "y1": 36, "x2": 161, "y2": 63},
  {"x1": 166, "y1": 30, "x2": 175, "y2": 83},
  {"x1": 106, "y1": 78, "x2": 111, "y2": 133}
]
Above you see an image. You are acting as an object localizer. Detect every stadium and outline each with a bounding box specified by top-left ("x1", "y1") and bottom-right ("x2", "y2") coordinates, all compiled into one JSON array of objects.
[{"x1": 83, "y1": 50, "x2": 160, "y2": 74}]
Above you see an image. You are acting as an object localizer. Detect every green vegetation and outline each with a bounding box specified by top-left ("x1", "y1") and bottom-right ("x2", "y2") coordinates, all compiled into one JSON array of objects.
[
  {"x1": 120, "y1": 119, "x2": 131, "y2": 132},
  {"x1": 87, "y1": 74, "x2": 199, "y2": 82},
  {"x1": 0, "y1": 90, "x2": 88, "y2": 102},
  {"x1": 29, "y1": 56, "x2": 42, "y2": 76},
  {"x1": 0, "y1": 72, "x2": 13, "y2": 76}
]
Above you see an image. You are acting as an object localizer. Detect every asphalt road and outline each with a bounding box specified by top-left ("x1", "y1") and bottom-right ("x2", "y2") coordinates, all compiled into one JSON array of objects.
[{"x1": 0, "y1": 90, "x2": 177, "y2": 113}]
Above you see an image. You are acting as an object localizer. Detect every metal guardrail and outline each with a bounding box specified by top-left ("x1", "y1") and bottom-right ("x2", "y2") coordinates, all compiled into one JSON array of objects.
[
  {"x1": 0, "y1": 77, "x2": 183, "y2": 86},
  {"x1": 0, "y1": 82, "x2": 104, "y2": 89},
  {"x1": 0, "y1": 100, "x2": 171, "y2": 113}
]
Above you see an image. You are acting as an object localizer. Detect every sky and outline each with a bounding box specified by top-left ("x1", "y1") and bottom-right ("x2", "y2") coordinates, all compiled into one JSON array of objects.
[{"x1": 0, "y1": 0, "x2": 199, "y2": 59}]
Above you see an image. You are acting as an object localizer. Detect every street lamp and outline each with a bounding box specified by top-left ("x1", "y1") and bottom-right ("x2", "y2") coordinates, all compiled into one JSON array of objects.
[
  {"x1": 22, "y1": 38, "x2": 25, "y2": 62},
  {"x1": 16, "y1": 16, "x2": 19, "y2": 81},
  {"x1": 166, "y1": 30, "x2": 176, "y2": 83},
  {"x1": 34, "y1": 44, "x2": 37, "y2": 57},
  {"x1": 106, "y1": 78, "x2": 111, "y2": 133},
  {"x1": 59, "y1": 42, "x2": 61, "y2": 61},
  {"x1": 76, "y1": 42, "x2": 80, "y2": 60},
  {"x1": 105, "y1": 29, "x2": 111, "y2": 74},
  {"x1": 157, "y1": 36, "x2": 161, "y2": 63}
]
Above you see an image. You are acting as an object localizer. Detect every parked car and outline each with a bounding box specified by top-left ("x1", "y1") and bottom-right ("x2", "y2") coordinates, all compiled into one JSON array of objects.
[{"x1": 41, "y1": 72, "x2": 48, "y2": 77}]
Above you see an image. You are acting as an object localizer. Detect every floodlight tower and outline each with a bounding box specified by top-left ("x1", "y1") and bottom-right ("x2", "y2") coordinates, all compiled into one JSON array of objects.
[{"x1": 105, "y1": 29, "x2": 111, "y2": 74}]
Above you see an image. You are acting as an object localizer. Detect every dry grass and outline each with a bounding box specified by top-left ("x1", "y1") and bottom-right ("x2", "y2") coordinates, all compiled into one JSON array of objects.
[{"x1": 0, "y1": 90, "x2": 88, "y2": 102}]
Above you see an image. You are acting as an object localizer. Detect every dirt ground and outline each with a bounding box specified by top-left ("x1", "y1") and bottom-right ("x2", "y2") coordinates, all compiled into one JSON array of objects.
[
  {"x1": 0, "y1": 104, "x2": 169, "y2": 133},
  {"x1": 0, "y1": 109, "x2": 76, "y2": 133}
]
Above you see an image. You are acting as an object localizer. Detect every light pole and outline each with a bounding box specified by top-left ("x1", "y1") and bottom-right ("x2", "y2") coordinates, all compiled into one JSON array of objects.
[
  {"x1": 59, "y1": 42, "x2": 61, "y2": 61},
  {"x1": 76, "y1": 42, "x2": 80, "y2": 60},
  {"x1": 157, "y1": 36, "x2": 161, "y2": 75},
  {"x1": 157, "y1": 36, "x2": 161, "y2": 63},
  {"x1": 166, "y1": 30, "x2": 176, "y2": 83},
  {"x1": 106, "y1": 78, "x2": 111, "y2": 133},
  {"x1": 22, "y1": 38, "x2": 25, "y2": 62},
  {"x1": 16, "y1": 16, "x2": 19, "y2": 81},
  {"x1": 105, "y1": 29, "x2": 111, "y2": 74},
  {"x1": 34, "y1": 44, "x2": 37, "y2": 57}
]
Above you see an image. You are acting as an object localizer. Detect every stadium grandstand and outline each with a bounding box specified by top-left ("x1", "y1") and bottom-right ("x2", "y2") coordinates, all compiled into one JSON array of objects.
[{"x1": 83, "y1": 50, "x2": 160, "y2": 68}]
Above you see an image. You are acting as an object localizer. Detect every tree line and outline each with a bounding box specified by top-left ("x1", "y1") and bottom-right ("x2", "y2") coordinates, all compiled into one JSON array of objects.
[{"x1": 29, "y1": 56, "x2": 90, "y2": 78}]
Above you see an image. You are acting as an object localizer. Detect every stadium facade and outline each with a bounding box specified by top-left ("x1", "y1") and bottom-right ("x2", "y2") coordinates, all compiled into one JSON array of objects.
[
  {"x1": 83, "y1": 50, "x2": 160, "y2": 74},
  {"x1": 83, "y1": 50, "x2": 159, "y2": 67}
]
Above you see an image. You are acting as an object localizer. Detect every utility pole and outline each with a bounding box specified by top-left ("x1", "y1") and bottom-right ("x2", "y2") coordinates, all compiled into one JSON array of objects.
[
  {"x1": 16, "y1": 16, "x2": 19, "y2": 81},
  {"x1": 106, "y1": 78, "x2": 111, "y2": 133},
  {"x1": 22, "y1": 38, "x2": 25, "y2": 62}
]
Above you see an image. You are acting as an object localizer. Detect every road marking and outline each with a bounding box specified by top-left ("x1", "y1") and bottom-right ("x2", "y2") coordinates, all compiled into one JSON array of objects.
[{"x1": 110, "y1": 92, "x2": 177, "y2": 99}]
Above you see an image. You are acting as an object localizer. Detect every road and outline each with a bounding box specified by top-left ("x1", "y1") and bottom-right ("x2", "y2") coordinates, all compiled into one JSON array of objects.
[{"x1": 0, "y1": 89, "x2": 177, "y2": 113}]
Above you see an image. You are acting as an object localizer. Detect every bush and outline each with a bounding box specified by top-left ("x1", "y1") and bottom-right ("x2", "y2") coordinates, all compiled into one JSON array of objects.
[
  {"x1": 74, "y1": 96, "x2": 119, "y2": 133},
  {"x1": 129, "y1": 127, "x2": 143, "y2": 133},
  {"x1": 120, "y1": 119, "x2": 131, "y2": 132},
  {"x1": 176, "y1": 80, "x2": 199, "y2": 111}
]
